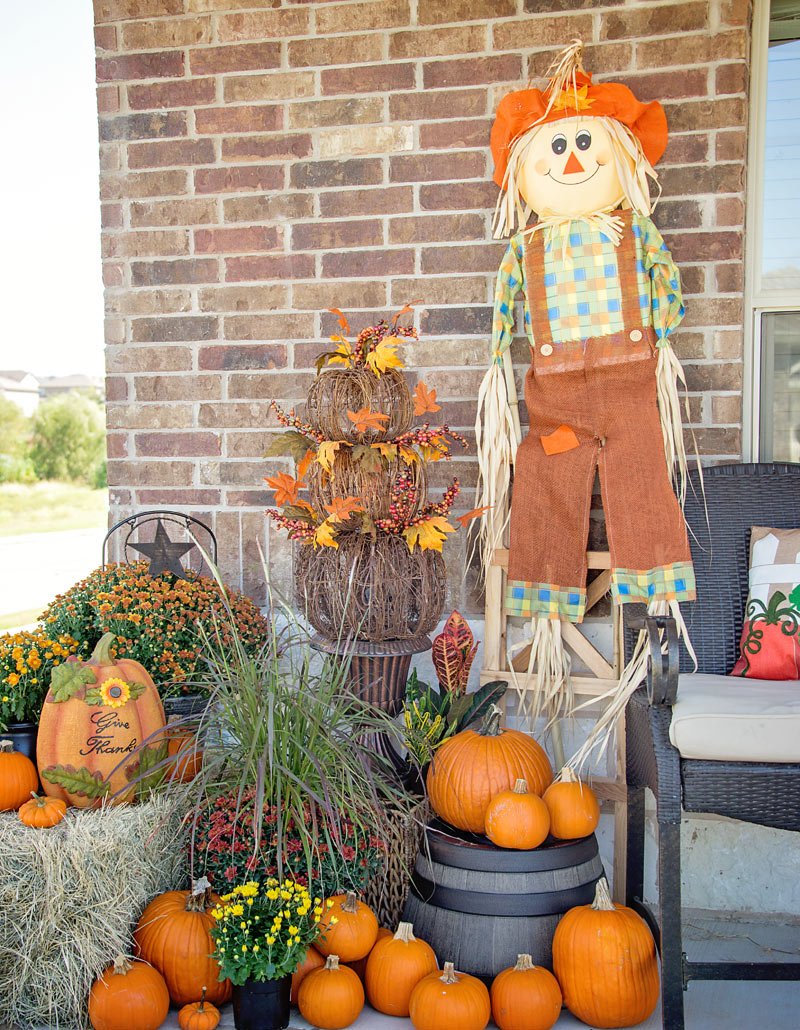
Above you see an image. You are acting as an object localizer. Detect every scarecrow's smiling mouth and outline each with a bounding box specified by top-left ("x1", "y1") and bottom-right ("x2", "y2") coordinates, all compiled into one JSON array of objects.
[{"x1": 545, "y1": 165, "x2": 600, "y2": 186}]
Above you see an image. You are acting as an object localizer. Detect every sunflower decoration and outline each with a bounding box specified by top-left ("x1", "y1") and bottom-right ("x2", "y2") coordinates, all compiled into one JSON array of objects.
[{"x1": 97, "y1": 677, "x2": 132, "y2": 709}]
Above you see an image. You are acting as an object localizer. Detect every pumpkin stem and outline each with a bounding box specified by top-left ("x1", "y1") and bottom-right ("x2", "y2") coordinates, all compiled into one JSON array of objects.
[
  {"x1": 341, "y1": 892, "x2": 359, "y2": 914},
  {"x1": 393, "y1": 921, "x2": 417, "y2": 943},
  {"x1": 112, "y1": 954, "x2": 133, "y2": 976},
  {"x1": 591, "y1": 877, "x2": 615, "y2": 912},
  {"x1": 186, "y1": 876, "x2": 213, "y2": 912},
  {"x1": 91, "y1": 632, "x2": 116, "y2": 666},
  {"x1": 0, "y1": 740, "x2": 13, "y2": 753},
  {"x1": 558, "y1": 765, "x2": 580, "y2": 783},
  {"x1": 479, "y1": 703, "x2": 503, "y2": 737},
  {"x1": 440, "y1": 961, "x2": 458, "y2": 984},
  {"x1": 325, "y1": 955, "x2": 340, "y2": 971},
  {"x1": 514, "y1": 954, "x2": 535, "y2": 971},
  {"x1": 513, "y1": 778, "x2": 528, "y2": 794},
  {"x1": 30, "y1": 792, "x2": 47, "y2": 807},
  {"x1": 199, "y1": 986, "x2": 207, "y2": 1011}
]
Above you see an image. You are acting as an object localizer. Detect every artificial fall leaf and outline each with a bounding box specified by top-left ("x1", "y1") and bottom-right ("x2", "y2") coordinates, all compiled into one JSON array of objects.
[
  {"x1": 325, "y1": 495, "x2": 366, "y2": 522},
  {"x1": 347, "y1": 407, "x2": 390, "y2": 432},
  {"x1": 313, "y1": 519, "x2": 339, "y2": 549},
  {"x1": 398, "y1": 445, "x2": 419, "y2": 465},
  {"x1": 281, "y1": 502, "x2": 316, "y2": 521},
  {"x1": 392, "y1": 302, "x2": 417, "y2": 326},
  {"x1": 296, "y1": 448, "x2": 315, "y2": 480},
  {"x1": 404, "y1": 516, "x2": 456, "y2": 553},
  {"x1": 366, "y1": 339, "x2": 404, "y2": 377},
  {"x1": 323, "y1": 335, "x2": 354, "y2": 369},
  {"x1": 414, "y1": 381, "x2": 441, "y2": 416},
  {"x1": 351, "y1": 444, "x2": 383, "y2": 474},
  {"x1": 265, "y1": 430, "x2": 314, "y2": 462},
  {"x1": 316, "y1": 440, "x2": 343, "y2": 472},
  {"x1": 265, "y1": 471, "x2": 302, "y2": 507},
  {"x1": 372, "y1": 442, "x2": 398, "y2": 461},
  {"x1": 456, "y1": 505, "x2": 492, "y2": 527},
  {"x1": 552, "y1": 83, "x2": 595, "y2": 113},
  {"x1": 419, "y1": 444, "x2": 445, "y2": 463},
  {"x1": 328, "y1": 308, "x2": 350, "y2": 333}
]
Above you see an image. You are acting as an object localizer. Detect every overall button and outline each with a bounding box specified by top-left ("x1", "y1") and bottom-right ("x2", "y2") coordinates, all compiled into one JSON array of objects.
[
  {"x1": 540, "y1": 344, "x2": 553, "y2": 356},
  {"x1": 629, "y1": 329, "x2": 643, "y2": 342}
]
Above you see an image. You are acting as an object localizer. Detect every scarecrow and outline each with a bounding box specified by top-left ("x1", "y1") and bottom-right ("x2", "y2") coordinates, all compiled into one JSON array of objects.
[{"x1": 476, "y1": 41, "x2": 696, "y2": 761}]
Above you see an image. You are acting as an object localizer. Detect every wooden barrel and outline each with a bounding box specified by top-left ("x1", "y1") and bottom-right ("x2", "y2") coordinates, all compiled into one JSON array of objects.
[{"x1": 401, "y1": 820, "x2": 604, "y2": 980}]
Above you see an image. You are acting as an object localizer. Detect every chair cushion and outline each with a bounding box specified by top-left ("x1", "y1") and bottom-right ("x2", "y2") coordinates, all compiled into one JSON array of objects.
[
  {"x1": 669, "y1": 673, "x2": 800, "y2": 762},
  {"x1": 731, "y1": 526, "x2": 800, "y2": 679}
]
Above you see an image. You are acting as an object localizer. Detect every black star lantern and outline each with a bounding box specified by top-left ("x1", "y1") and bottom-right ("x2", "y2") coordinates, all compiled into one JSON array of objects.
[{"x1": 130, "y1": 520, "x2": 195, "y2": 578}]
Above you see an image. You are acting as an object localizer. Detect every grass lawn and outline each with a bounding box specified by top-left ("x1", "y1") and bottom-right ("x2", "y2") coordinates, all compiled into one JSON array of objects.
[{"x1": 0, "y1": 482, "x2": 108, "y2": 537}]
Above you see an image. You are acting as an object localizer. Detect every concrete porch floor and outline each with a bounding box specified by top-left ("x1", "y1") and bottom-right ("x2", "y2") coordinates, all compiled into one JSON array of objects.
[{"x1": 158, "y1": 912, "x2": 800, "y2": 1030}]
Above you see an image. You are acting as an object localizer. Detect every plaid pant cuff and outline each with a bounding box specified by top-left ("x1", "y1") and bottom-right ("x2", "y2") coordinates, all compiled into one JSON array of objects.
[
  {"x1": 505, "y1": 580, "x2": 587, "y2": 622},
  {"x1": 611, "y1": 561, "x2": 696, "y2": 604}
]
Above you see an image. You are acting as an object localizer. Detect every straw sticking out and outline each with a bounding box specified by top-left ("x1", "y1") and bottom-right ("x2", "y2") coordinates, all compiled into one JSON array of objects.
[
  {"x1": 656, "y1": 343, "x2": 691, "y2": 508},
  {"x1": 509, "y1": 616, "x2": 573, "y2": 733}
]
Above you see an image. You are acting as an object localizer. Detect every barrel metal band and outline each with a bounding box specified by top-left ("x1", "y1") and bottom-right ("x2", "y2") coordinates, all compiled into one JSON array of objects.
[
  {"x1": 410, "y1": 873, "x2": 602, "y2": 917},
  {"x1": 425, "y1": 824, "x2": 599, "y2": 873}
]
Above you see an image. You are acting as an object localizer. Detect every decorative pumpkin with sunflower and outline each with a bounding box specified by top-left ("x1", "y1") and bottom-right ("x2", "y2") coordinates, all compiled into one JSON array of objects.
[{"x1": 37, "y1": 633, "x2": 166, "y2": 807}]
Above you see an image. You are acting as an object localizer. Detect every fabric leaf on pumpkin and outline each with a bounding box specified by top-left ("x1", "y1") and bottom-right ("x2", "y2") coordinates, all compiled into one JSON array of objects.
[
  {"x1": 313, "y1": 520, "x2": 339, "y2": 549},
  {"x1": 347, "y1": 407, "x2": 390, "y2": 432},
  {"x1": 49, "y1": 663, "x2": 96, "y2": 703},
  {"x1": 265, "y1": 471, "x2": 303, "y2": 507},
  {"x1": 414, "y1": 381, "x2": 441, "y2": 416},
  {"x1": 265, "y1": 430, "x2": 314, "y2": 462},
  {"x1": 325, "y1": 496, "x2": 365, "y2": 522},
  {"x1": 316, "y1": 441, "x2": 343, "y2": 472},
  {"x1": 42, "y1": 764, "x2": 110, "y2": 799},
  {"x1": 351, "y1": 444, "x2": 383, "y2": 473},
  {"x1": 404, "y1": 516, "x2": 456, "y2": 553},
  {"x1": 366, "y1": 339, "x2": 403, "y2": 376}
]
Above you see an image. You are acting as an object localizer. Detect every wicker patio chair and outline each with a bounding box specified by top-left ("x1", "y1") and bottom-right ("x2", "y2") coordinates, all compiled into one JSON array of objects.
[{"x1": 624, "y1": 462, "x2": 800, "y2": 1030}]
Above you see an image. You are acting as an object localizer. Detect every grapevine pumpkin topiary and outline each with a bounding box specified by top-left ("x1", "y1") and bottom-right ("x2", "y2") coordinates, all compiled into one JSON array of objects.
[
  {"x1": 427, "y1": 705, "x2": 552, "y2": 833},
  {"x1": 409, "y1": 961, "x2": 491, "y2": 1030},
  {"x1": 291, "y1": 945, "x2": 326, "y2": 1005},
  {"x1": 134, "y1": 878, "x2": 231, "y2": 1007},
  {"x1": 17, "y1": 791, "x2": 66, "y2": 828},
  {"x1": 365, "y1": 921, "x2": 438, "y2": 1016},
  {"x1": 37, "y1": 633, "x2": 167, "y2": 808},
  {"x1": 484, "y1": 778, "x2": 551, "y2": 850},
  {"x1": 543, "y1": 766, "x2": 600, "y2": 840},
  {"x1": 177, "y1": 987, "x2": 221, "y2": 1030},
  {"x1": 316, "y1": 891, "x2": 378, "y2": 962},
  {"x1": 88, "y1": 954, "x2": 170, "y2": 1030},
  {"x1": 552, "y1": 877, "x2": 659, "y2": 1028},
  {"x1": 0, "y1": 739, "x2": 38, "y2": 811},
  {"x1": 297, "y1": 954, "x2": 365, "y2": 1030},
  {"x1": 490, "y1": 953, "x2": 562, "y2": 1030}
]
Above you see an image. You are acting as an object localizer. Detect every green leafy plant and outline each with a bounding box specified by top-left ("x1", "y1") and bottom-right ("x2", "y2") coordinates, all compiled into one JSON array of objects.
[
  {"x1": 0, "y1": 628, "x2": 80, "y2": 730},
  {"x1": 29, "y1": 391, "x2": 105, "y2": 484}
]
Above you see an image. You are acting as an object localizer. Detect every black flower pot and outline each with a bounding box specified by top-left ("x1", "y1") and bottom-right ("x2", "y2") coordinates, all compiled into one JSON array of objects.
[
  {"x1": 0, "y1": 722, "x2": 38, "y2": 763},
  {"x1": 232, "y1": 975, "x2": 291, "y2": 1030}
]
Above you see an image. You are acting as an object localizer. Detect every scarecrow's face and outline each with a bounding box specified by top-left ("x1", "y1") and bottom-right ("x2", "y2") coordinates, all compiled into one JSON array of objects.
[{"x1": 518, "y1": 118, "x2": 628, "y2": 219}]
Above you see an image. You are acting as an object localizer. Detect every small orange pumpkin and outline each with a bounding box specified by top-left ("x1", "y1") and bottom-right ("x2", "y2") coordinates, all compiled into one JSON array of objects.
[
  {"x1": 365, "y1": 921, "x2": 438, "y2": 1016},
  {"x1": 553, "y1": 877, "x2": 659, "y2": 1028},
  {"x1": 490, "y1": 953, "x2": 562, "y2": 1030},
  {"x1": 88, "y1": 954, "x2": 170, "y2": 1030},
  {"x1": 409, "y1": 961, "x2": 491, "y2": 1030},
  {"x1": 18, "y1": 791, "x2": 67, "y2": 828},
  {"x1": 543, "y1": 766, "x2": 600, "y2": 840},
  {"x1": 485, "y1": 778, "x2": 550, "y2": 849},
  {"x1": 177, "y1": 987, "x2": 221, "y2": 1030},
  {"x1": 0, "y1": 740, "x2": 39, "y2": 811},
  {"x1": 427, "y1": 705, "x2": 553, "y2": 834},
  {"x1": 298, "y1": 954, "x2": 365, "y2": 1030},
  {"x1": 167, "y1": 722, "x2": 202, "y2": 783},
  {"x1": 291, "y1": 945, "x2": 325, "y2": 1004},
  {"x1": 316, "y1": 891, "x2": 378, "y2": 962},
  {"x1": 345, "y1": 925, "x2": 391, "y2": 982}
]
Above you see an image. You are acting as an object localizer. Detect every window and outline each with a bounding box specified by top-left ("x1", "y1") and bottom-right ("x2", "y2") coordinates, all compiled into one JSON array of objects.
[{"x1": 747, "y1": 0, "x2": 800, "y2": 459}]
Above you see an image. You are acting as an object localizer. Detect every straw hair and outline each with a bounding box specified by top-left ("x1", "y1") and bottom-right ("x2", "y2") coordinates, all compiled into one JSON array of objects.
[{"x1": 508, "y1": 615, "x2": 573, "y2": 729}]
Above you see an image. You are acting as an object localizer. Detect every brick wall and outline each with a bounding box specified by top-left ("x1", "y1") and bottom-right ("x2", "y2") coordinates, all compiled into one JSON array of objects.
[{"x1": 95, "y1": 0, "x2": 750, "y2": 609}]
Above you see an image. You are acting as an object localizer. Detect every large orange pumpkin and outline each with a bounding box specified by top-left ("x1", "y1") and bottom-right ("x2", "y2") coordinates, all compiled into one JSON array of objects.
[
  {"x1": 0, "y1": 740, "x2": 38, "y2": 811},
  {"x1": 88, "y1": 954, "x2": 169, "y2": 1030},
  {"x1": 409, "y1": 961, "x2": 491, "y2": 1030},
  {"x1": 297, "y1": 954, "x2": 365, "y2": 1030},
  {"x1": 490, "y1": 953, "x2": 562, "y2": 1030},
  {"x1": 365, "y1": 921, "x2": 438, "y2": 1016},
  {"x1": 345, "y1": 925, "x2": 391, "y2": 982},
  {"x1": 484, "y1": 778, "x2": 550, "y2": 850},
  {"x1": 134, "y1": 880, "x2": 232, "y2": 1007},
  {"x1": 543, "y1": 766, "x2": 600, "y2": 840},
  {"x1": 166, "y1": 723, "x2": 203, "y2": 783},
  {"x1": 316, "y1": 892, "x2": 378, "y2": 962},
  {"x1": 552, "y1": 877, "x2": 659, "y2": 1028},
  {"x1": 37, "y1": 633, "x2": 166, "y2": 808},
  {"x1": 427, "y1": 705, "x2": 552, "y2": 833}
]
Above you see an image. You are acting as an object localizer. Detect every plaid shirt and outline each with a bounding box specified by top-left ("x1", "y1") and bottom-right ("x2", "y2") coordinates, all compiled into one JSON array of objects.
[{"x1": 492, "y1": 212, "x2": 684, "y2": 358}]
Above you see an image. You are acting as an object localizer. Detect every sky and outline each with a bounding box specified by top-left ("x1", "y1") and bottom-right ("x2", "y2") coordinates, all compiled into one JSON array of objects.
[{"x1": 0, "y1": 1, "x2": 104, "y2": 379}]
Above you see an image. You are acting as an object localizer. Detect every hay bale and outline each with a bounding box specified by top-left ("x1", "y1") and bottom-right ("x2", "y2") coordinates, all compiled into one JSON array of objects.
[{"x1": 0, "y1": 797, "x2": 187, "y2": 1030}]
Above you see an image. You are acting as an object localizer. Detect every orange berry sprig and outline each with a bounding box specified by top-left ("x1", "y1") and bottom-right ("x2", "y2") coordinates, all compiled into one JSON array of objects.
[{"x1": 269, "y1": 401, "x2": 325, "y2": 443}]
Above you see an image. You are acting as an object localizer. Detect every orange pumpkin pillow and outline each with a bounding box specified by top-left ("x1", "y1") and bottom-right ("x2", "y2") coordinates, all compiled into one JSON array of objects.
[{"x1": 731, "y1": 527, "x2": 800, "y2": 679}]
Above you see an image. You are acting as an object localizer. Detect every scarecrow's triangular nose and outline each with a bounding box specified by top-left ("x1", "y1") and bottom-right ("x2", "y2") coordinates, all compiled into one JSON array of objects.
[{"x1": 563, "y1": 151, "x2": 585, "y2": 175}]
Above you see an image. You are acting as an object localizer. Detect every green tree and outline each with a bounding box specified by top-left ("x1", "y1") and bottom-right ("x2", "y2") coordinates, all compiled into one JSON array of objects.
[
  {"x1": 30, "y1": 392, "x2": 105, "y2": 484},
  {"x1": 0, "y1": 396, "x2": 34, "y2": 482}
]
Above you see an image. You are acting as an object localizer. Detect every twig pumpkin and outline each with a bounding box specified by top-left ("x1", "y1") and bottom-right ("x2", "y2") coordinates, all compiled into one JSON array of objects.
[
  {"x1": 490, "y1": 953, "x2": 562, "y2": 1030},
  {"x1": 409, "y1": 961, "x2": 491, "y2": 1030},
  {"x1": 426, "y1": 705, "x2": 552, "y2": 833},
  {"x1": 291, "y1": 945, "x2": 325, "y2": 1004},
  {"x1": 177, "y1": 987, "x2": 221, "y2": 1030},
  {"x1": 133, "y1": 879, "x2": 231, "y2": 1007},
  {"x1": 552, "y1": 877, "x2": 659, "y2": 1028},
  {"x1": 17, "y1": 791, "x2": 66, "y2": 828},
  {"x1": 543, "y1": 766, "x2": 600, "y2": 839},
  {"x1": 365, "y1": 921, "x2": 438, "y2": 1016},
  {"x1": 88, "y1": 954, "x2": 169, "y2": 1030},
  {"x1": 484, "y1": 778, "x2": 550, "y2": 850},
  {"x1": 0, "y1": 740, "x2": 38, "y2": 811},
  {"x1": 297, "y1": 954, "x2": 365, "y2": 1030},
  {"x1": 316, "y1": 892, "x2": 378, "y2": 962}
]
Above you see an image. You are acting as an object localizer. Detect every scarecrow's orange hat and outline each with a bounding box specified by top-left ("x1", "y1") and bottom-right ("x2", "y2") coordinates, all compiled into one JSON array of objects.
[{"x1": 491, "y1": 48, "x2": 668, "y2": 188}]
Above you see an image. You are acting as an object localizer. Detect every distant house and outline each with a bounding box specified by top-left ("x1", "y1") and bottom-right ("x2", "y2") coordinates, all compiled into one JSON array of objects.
[
  {"x1": 38, "y1": 374, "x2": 104, "y2": 400},
  {"x1": 0, "y1": 371, "x2": 40, "y2": 416}
]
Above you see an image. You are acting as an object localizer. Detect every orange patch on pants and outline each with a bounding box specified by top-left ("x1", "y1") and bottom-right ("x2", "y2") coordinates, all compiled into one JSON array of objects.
[{"x1": 541, "y1": 424, "x2": 580, "y2": 455}]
